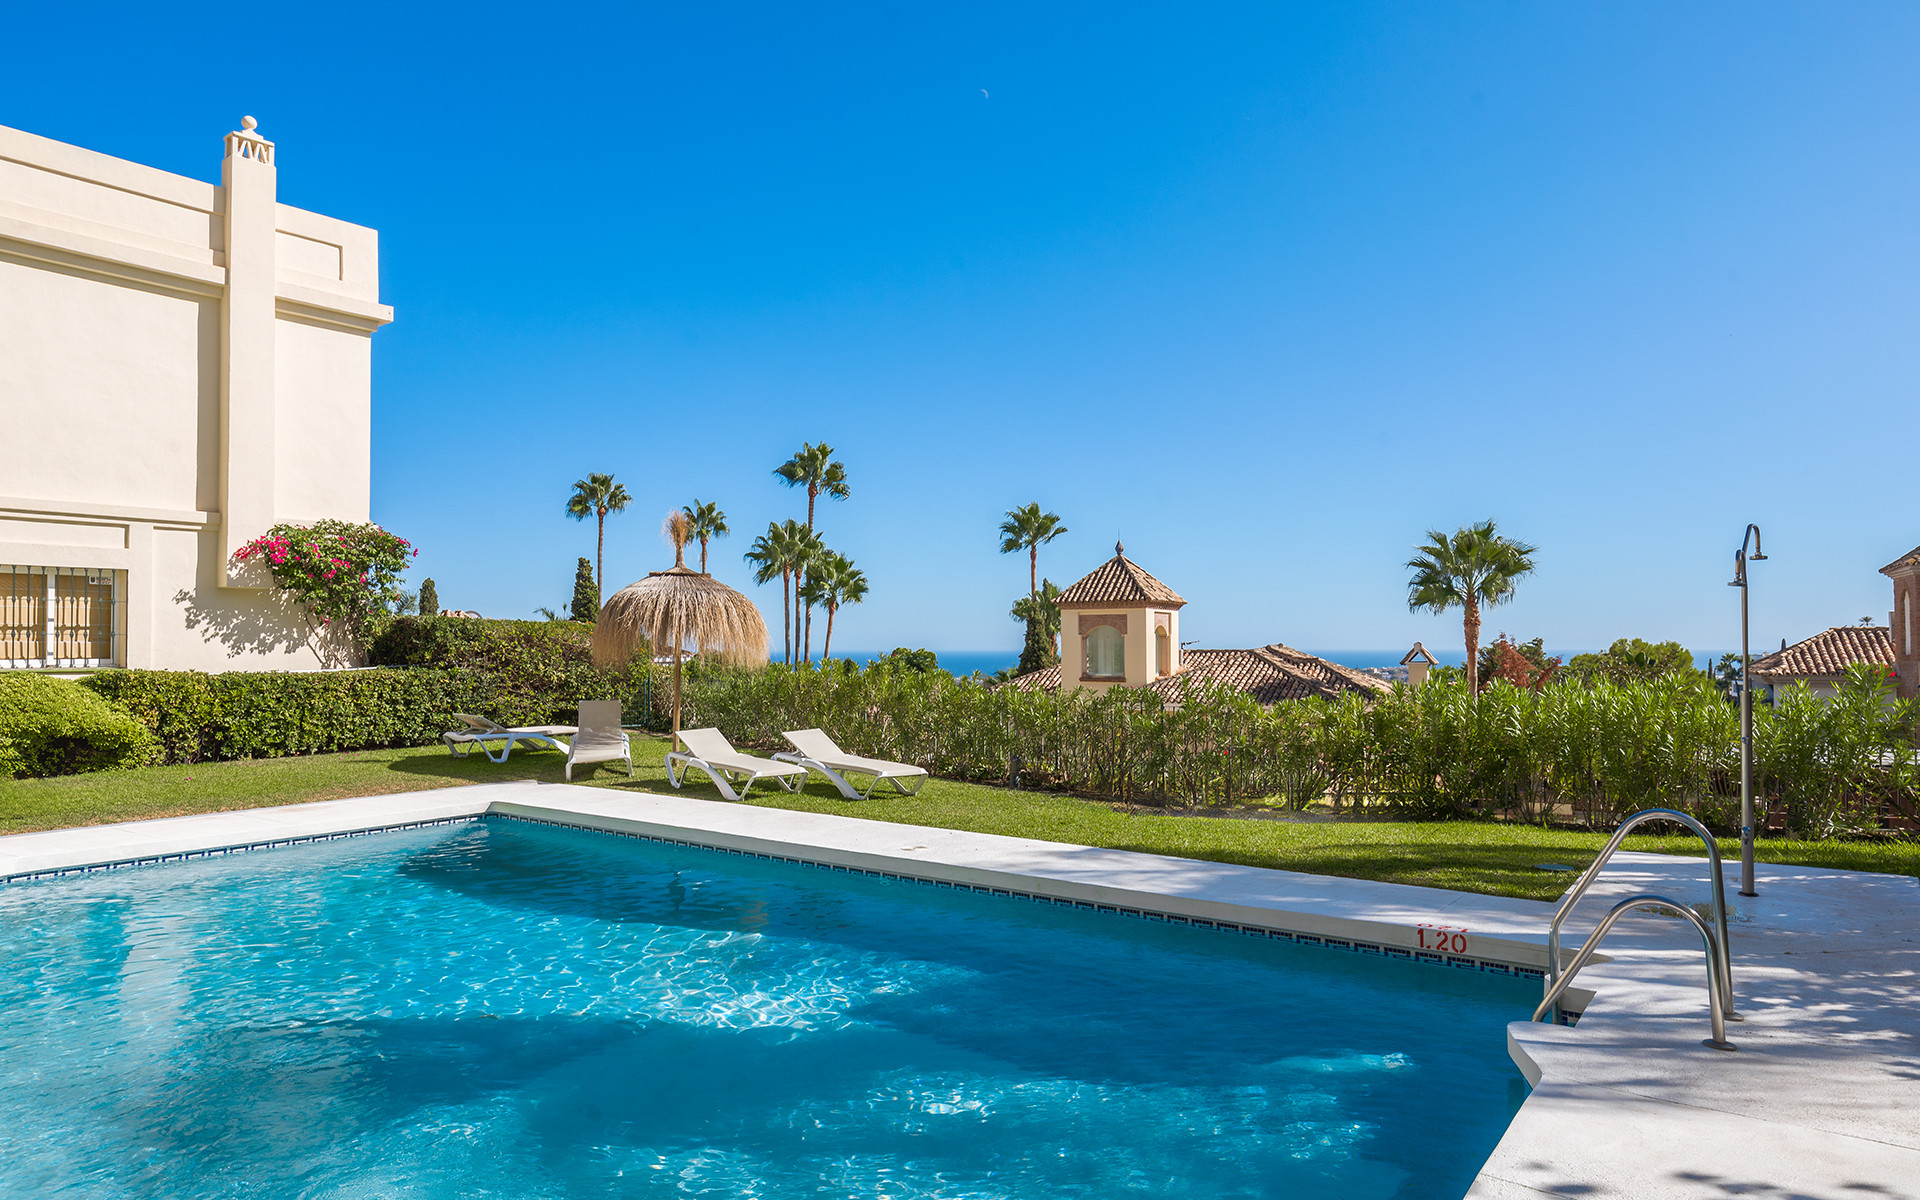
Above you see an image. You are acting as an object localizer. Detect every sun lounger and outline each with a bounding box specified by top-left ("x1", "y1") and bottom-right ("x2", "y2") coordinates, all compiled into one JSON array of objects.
[
  {"x1": 441, "y1": 713, "x2": 577, "y2": 763},
  {"x1": 665, "y1": 727, "x2": 808, "y2": 801},
  {"x1": 565, "y1": 701, "x2": 633, "y2": 781},
  {"x1": 773, "y1": 728, "x2": 929, "y2": 800}
]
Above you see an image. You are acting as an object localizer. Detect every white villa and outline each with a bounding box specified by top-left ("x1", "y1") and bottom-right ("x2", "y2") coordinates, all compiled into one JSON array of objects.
[{"x1": 0, "y1": 119, "x2": 391, "y2": 671}]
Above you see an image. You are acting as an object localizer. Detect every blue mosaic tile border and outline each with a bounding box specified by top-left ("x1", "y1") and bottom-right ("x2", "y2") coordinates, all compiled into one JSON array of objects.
[
  {"x1": 0, "y1": 815, "x2": 484, "y2": 885},
  {"x1": 501, "y1": 813, "x2": 1546, "y2": 980}
]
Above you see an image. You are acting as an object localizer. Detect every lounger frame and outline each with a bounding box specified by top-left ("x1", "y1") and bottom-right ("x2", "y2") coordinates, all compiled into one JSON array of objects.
[
  {"x1": 770, "y1": 752, "x2": 927, "y2": 800},
  {"x1": 772, "y1": 729, "x2": 929, "y2": 800},
  {"x1": 664, "y1": 751, "x2": 805, "y2": 802},
  {"x1": 441, "y1": 715, "x2": 576, "y2": 764}
]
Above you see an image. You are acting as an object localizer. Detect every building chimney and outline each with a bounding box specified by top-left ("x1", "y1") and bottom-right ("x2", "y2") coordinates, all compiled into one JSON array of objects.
[
  {"x1": 1400, "y1": 641, "x2": 1438, "y2": 689},
  {"x1": 219, "y1": 116, "x2": 278, "y2": 586}
]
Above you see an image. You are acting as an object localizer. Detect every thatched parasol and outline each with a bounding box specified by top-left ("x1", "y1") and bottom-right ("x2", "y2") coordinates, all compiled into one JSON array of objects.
[{"x1": 592, "y1": 511, "x2": 769, "y2": 739}]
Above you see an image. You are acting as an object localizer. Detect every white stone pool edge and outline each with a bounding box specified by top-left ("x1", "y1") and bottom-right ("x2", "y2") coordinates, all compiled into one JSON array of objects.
[{"x1": 2, "y1": 781, "x2": 1914, "y2": 1200}]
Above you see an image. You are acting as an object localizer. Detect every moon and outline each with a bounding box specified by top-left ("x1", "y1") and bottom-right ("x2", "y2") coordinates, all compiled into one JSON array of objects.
[{"x1": 981, "y1": 89, "x2": 989, "y2": 99}]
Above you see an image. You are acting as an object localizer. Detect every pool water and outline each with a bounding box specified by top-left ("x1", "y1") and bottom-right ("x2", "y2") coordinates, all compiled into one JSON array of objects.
[{"x1": 0, "y1": 819, "x2": 1533, "y2": 1199}]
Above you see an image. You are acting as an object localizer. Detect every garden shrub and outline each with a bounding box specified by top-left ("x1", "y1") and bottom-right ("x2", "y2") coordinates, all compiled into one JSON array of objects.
[
  {"x1": 679, "y1": 660, "x2": 1918, "y2": 835},
  {"x1": 82, "y1": 668, "x2": 487, "y2": 763},
  {"x1": 370, "y1": 615, "x2": 652, "y2": 728},
  {"x1": 82, "y1": 669, "x2": 222, "y2": 763},
  {"x1": 0, "y1": 673, "x2": 157, "y2": 777}
]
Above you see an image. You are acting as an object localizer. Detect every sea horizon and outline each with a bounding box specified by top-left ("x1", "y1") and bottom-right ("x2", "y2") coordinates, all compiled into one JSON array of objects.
[{"x1": 814, "y1": 646, "x2": 1743, "y2": 677}]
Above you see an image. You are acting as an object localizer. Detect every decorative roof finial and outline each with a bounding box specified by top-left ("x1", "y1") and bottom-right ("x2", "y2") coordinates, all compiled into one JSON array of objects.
[
  {"x1": 241, "y1": 115, "x2": 258, "y2": 132},
  {"x1": 1115, "y1": 538, "x2": 1125, "y2": 557}
]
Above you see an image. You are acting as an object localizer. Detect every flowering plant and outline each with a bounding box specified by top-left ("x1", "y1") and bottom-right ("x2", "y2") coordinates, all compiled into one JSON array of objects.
[{"x1": 232, "y1": 520, "x2": 416, "y2": 657}]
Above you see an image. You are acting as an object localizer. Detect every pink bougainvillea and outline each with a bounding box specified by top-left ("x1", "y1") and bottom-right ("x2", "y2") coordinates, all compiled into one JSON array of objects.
[{"x1": 232, "y1": 520, "x2": 415, "y2": 650}]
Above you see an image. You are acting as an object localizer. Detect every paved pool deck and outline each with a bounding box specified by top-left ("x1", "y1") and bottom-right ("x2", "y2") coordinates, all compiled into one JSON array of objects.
[{"x1": 2, "y1": 780, "x2": 1915, "y2": 1199}]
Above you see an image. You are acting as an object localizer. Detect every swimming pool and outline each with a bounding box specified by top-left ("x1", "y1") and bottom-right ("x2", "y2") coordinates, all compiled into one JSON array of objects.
[{"x1": 0, "y1": 817, "x2": 1532, "y2": 1198}]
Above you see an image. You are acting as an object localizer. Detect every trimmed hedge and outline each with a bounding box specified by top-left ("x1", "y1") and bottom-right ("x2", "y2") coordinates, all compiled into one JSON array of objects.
[
  {"x1": 0, "y1": 673, "x2": 158, "y2": 777},
  {"x1": 370, "y1": 616, "x2": 652, "y2": 728},
  {"x1": 65, "y1": 617, "x2": 656, "y2": 769},
  {"x1": 81, "y1": 668, "x2": 487, "y2": 763}
]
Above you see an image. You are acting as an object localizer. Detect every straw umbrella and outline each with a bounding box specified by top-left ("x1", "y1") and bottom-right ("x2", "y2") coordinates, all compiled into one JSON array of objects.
[{"x1": 592, "y1": 511, "x2": 769, "y2": 741}]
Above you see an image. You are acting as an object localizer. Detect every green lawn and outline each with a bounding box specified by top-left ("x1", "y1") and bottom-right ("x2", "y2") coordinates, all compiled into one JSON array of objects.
[{"x1": 4, "y1": 735, "x2": 1914, "y2": 902}]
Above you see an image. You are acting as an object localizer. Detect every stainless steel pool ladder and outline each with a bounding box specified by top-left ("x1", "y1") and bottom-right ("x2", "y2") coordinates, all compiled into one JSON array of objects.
[
  {"x1": 1538, "y1": 808, "x2": 1738, "y2": 1047},
  {"x1": 1534, "y1": 894, "x2": 1737, "y2": 1050}
]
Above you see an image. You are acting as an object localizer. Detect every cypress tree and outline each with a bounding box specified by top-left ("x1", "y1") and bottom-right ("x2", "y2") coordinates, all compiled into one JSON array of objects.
[
  {"x1": 569, "y1": 557, "x2": 599, "y2": 623},
  {"x1": 418, "y1": 577, "x2": 438, "y2": 617},
  {"x1": 1017, "y1": 617, "x2": 1059, "y2": 676}
]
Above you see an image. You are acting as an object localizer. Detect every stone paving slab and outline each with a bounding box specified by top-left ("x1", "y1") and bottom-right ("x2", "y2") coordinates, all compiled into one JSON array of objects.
[{"x1": 1474, "y1": 851, "x2": 1920, "y2": 1199}]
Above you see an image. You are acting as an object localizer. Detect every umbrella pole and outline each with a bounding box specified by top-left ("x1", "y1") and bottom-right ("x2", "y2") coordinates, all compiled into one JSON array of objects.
[{"x1": 672, "y1": 646, "x2": 683, "y2": 742}]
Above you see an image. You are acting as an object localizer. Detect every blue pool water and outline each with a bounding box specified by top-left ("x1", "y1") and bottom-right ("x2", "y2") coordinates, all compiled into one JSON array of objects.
[{"x1": 0, "y1": 819, "x2": 1532, "y2": 1198}]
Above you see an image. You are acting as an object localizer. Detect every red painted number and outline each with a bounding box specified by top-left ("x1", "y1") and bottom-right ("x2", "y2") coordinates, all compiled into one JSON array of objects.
[{"x1": 1415, "y1": 924, "x2": 1469, "y2": 954}]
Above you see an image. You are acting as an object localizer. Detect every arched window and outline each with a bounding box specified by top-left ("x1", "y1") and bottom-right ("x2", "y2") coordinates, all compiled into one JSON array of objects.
[
  {"x1": 1086, "y1": 625, "x2": 1125, "y2": 678},
  {"x1": 1156, "y1": 628, "x2": 1171, "y2": 676}
]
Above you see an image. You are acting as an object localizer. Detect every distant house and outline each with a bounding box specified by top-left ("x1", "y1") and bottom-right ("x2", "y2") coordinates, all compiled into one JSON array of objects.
[
  {"x1": 1007, "y1": 544, "x2": 1388, "y2": 706},
  {"x1": 1746, "y1": 540, "x2": 1919, "y2": 702},
  {"x1": 1884, "y1": 543, "x2": 1920, "y2": 701},
  {"x1": 1749, "y1": 626, "x2": 1894, "y2": 701}
]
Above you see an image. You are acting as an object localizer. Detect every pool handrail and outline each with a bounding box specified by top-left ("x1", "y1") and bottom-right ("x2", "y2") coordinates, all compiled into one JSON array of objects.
[
  {"x1": 1533, "y1": 893, "x2": 1737, "y2": 1051},
  {"x1": 1546, "y1": 808, "x2": 1734, "y2": 1023}
]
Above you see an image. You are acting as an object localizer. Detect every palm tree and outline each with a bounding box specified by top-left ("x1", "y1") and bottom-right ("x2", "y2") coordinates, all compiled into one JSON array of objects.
[
  {"x1": 774, "y1": 442, "x2": 850, "y2": 531},
  {"x1": 998, "y1": 503, "x2": 1068, "y2": 597},
  {"x1": 800, "y1": 552, "x2": 868, "y2": 661},
  {"x1": 565, "y1": 473, "x2": 632, "y2": 603},
  {"x1": 744, "y1": 520, "x2": 817, "y2": 664},
  {"x1": 1406, "y1": 520, "x2": 1538, "y2": 693},
  {"x1": 682, "y1": 499, "x2": 730, "y2": 573},
  {"x1": 775, "y1": 442, "x2": 849, "y2": 658}
]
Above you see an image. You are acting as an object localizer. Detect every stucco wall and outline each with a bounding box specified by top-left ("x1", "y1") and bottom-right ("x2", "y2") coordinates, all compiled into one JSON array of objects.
[
  {"x1": 0, "y1": 119, "x2": 392, "y2": 671},
  {"x1": 1061, "y1": 605, "x2": 1181, "y2": 693}
]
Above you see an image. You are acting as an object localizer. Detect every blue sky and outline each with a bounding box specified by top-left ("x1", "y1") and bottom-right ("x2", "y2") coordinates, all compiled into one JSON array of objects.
[{"x1": 8, "y1": 3, "x2": 1919, "y2": 661}]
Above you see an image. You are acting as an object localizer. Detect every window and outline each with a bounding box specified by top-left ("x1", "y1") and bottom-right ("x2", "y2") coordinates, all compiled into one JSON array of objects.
[
  {"x1": 1, "y1": 566, "x2": 121, "y2": 669},
  {"x1": 1086, "y1": 625, "x2": 1125, "y2": 678},
  {"x1": 1156, "y1": 628, "x2": 1171, "y2": 676}
]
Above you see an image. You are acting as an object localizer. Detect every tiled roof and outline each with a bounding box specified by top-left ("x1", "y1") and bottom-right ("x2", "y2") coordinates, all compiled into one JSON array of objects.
[
  {"x1": 1004, "y1": 644, "x2": 1389, "y2": 705},
  {"x1": 1750, "y1": 626, "x2": 1893, "y2": 680},
  {"x1": 1400, "y1": 641, "x2": 1437, "y2": 666},
  {"x1": 1055, "y1": 550, "x2": 1186, "y2": 609},
  {"x1": 1881, "y1": 544, "x2": 1920, "y2": 575}
]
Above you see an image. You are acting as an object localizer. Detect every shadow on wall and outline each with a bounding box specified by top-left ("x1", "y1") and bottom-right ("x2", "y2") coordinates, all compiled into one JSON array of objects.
[{"x1": 172, "y1": 586, "x2": 350, "y2": 666}]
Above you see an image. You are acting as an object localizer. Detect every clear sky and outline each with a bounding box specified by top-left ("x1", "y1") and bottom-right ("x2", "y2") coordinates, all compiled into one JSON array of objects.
[{"x1": 8, "y1": 3, "x2": 1918, "y2": 661}]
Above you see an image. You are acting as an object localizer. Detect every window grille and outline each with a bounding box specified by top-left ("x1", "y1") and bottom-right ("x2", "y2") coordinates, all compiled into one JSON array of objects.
[{"x1": 0, "y1": 566, "x2": 122, "y2": 669}]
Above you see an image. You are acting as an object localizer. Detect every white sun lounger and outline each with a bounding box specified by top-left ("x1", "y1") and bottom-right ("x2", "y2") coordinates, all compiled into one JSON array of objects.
[
  {"x1": 565, "y1": 701, "x2": 633, "y2": 781},
  {"x1": 441, "y1": 713, "x2": 577, "y2": 764},
  {"x1": 665, "y1": 727, "x2": 808, "y2": 802},
  {"x1": 773, "y1": 728, "x2": 929, "y2": 800}
]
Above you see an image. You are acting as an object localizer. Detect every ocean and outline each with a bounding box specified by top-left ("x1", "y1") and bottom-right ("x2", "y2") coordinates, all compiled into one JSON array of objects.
[{"x1": 820, "y1": 648, "x2": 1735, "y2": 676}]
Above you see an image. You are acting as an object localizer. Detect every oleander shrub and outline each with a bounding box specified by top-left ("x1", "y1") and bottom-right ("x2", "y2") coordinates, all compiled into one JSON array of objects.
[
  {"x1": 370, "y1": 615, "x2": 653, "y2": 728},
  {"x1": 0, "y1": 673, "x2": 158, "y2": 777},
  {"x1": 680, "y1": 660, "x2": 1919, "y2": 834}
]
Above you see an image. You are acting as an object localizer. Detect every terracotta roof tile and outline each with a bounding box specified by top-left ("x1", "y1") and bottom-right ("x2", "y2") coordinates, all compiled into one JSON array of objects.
[
  {"x1": 1750, "y1": 626, "x2": 1893, "y2": 680},
  {"x1": 1055, "y1": 552, "x2": 1186, "y2": 609},
  {"x1": 1003, "y1": 644, "x2": 1388, "y2": 705},
  {"x1": 1881, "y1": 544, "x2": 1920, "y2": 575}
]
